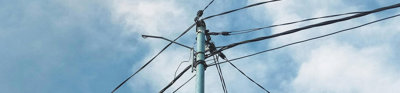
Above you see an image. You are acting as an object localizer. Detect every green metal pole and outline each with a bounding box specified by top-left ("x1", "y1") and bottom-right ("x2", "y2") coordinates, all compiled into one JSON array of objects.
[{"x1": 195, "y1": 20, "x2": 206, "y2": 93}]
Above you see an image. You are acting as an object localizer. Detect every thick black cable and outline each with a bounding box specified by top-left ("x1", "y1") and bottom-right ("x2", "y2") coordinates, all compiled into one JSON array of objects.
[
  {"x1": 203, "y1": 0, "x2": 215, "y2": 11},
  {"x1": 202, "y1": 0, "x2": 281, "y2": 20},
  {"x1": 195, "y1": 0, "x2": 215, "y2": 21},
  {"x1": 160, "y1": 65, "x2": 192, "y2": 93},
  {"x1": 208, "y1": 13, "x2": 400, "y2": 66},
  {"x1": 207, "y1": 3, "x2": 400, "y2": 58},
  {"x1": 115, "y1": 0, "x2": 216, "y2": 92},
  {"x1": 173, "y1": 75, "x2": 196, "y2": 93},
  {"x1": 213, "y1": 55, "x2": 228, "y2": 93},
  {"x1": 224, "y1": 58, "x2": 270, "y2": 93},
  {"x1": 211, "y1": 11, "x2": 363, "y2": 36},
  {"x1": 112, "y1": 23, "x2": 195, "y2": 93}
]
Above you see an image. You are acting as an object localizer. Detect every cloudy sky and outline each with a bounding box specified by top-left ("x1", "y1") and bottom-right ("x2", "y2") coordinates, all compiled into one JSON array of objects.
[{"x1": 1, "y1": 0, "x2": 400, "y2": 93}]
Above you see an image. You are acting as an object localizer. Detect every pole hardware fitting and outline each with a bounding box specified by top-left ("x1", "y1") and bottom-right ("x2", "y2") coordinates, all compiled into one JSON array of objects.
[
  {"x1": 192, "y1": 57, "x2": 197, "y2": 73},
  {"x1": 193, "y1": 60, "x2": 207, "y2": 70},
  {"x1": 196, "y1": 20, "x2": 206, "y2": 29},
  {"x1": 205, "y1": 30, "x2": 212, "y2": 43},
  {"x1": 206, "y1": 32, "x2": 230, "y2": 36},
  {"x1": 194, "y1": 10, "x2": 204, "y2": 22},
  {"x1": 194, "y1": 51, "x2": 205, "y2": 55},
  {"x1": 196, "y1": 21, "x2": 206, "y2": 34}
]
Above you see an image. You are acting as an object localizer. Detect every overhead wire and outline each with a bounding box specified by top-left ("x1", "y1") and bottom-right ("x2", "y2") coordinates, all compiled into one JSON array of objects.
[
  {"x1": 213, "y1": 55, "x2": 228, "y2": 93},
  {"x1": 203, "y1": 0, "x2": 215, "y2": 11},
  {"x1": 174, "y1": 61, "x2": 188, "y2": 78},
  {"x1": 174, "y1": 48, "x2": 193, "y2": 78},
  {"x1": 113, "y1": 0, "x2": 400, "y2": 92},
  {"x1": 114, "y1": 0, "x2": 217, "y2": 91},
  {"x1": 112, "y1": 23, "x2": 195, "y2": 93},
  {"x1": 207, "y1": 3, "x2": 400, "y2": 58},
  {"x1": 158, "y1": 0, "x2": 216, "y2": 92},
  {"x1": 209, "y1": 11, "x2": 363, "y2": 36},
  {"x1": 208, "y1": 13, "x2": 400, "y2": 67},
  {"x1": 202, "y1": 0, "x2": 281, "y2": 20},
  {"x1": 173, "y1": 75, "x2": 196, "y2": 93},
  {"x1": 160, "y1": 65, "x2": 192, "y2": 93},
  {"x1": 223, "y1": 58, "x2": 270, "y2": 93}
]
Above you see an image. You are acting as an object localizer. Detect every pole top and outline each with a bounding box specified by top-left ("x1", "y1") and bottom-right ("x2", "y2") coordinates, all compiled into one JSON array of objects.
[{"x1": 196, "y1": 20, "x2": 206, "y2": 28}]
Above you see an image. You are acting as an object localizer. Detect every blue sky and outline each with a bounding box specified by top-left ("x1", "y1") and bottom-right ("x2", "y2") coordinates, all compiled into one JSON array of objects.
[{"x1": 1, "y1": 0, "x2": 400, "y2": 93}]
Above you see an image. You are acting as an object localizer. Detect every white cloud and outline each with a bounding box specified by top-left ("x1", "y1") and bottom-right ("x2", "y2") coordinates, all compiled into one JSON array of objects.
[
  {"x1": 112, "y1": 0, "x2": 199, "y2": 92},
  {"x1": 293, "y1": 41, "x2": 400, "y2": 93},
  {"x1": 112, "y1": 0, "x2": 275, "y2": 92},
  {"x1": 112, "y1": 0, "x2": 400, "y2": 92},
  {"x1": 112, "y1": 0, "x2": 190, "y2": 36},
  {"x1": 249, "y1": 0, "x2": 400, "y2": 93}
]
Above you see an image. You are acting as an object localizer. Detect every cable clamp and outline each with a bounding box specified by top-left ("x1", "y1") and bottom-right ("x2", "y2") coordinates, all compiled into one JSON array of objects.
[
  {"x1": 194, "y1": 51, "x2": 205, "y2": 55},
  {"x1": 221, "y1": 32, "x2": 230, "y2": 36},
  {"x1": 193, "y1": 60, "x2": 207, "y2": 70},
  {"x1": 194, "y1": 10, "x2": 203, "y2": 22}
]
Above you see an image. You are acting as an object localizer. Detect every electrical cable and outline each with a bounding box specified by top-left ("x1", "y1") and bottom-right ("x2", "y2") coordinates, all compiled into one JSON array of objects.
[
  {"x1": 173, "y1": 75, "x2": 196, "y2": 93},
  {"x1": 208, "y1": 13, "x2": 400, "y2": 67},
  {"x1": 112, "y1": 23, "x2": 195, "y2": 93},
  {"x1": 213, "y1": 55, "x2": 228, "y2": 93},
  {"x1": 202, "y1": 0, "x2": 281, "y2": 20},
  {"x1": 207, "y1": 3, "x2": 400, "y2": 58},
  {"x1": 174, "y1": 61, "x2": 188, "y2": 79},
  {"x1": 158, "y1": 1, "x2": 217, "y2": 91},
  {"x1": 209, "y1": 11, "x2": 363, "y2": 36},
  {"x1": 223, "y1": 58, "x2": 270, "y2": 93},
  {"x1": 160, "y1": 65, "x2": 192, "y2": 93},
  {"x1": 203, "y1": 0, "x2": 215, "y2": 11},
  {"x1": 174, "y1": 49, "x2": 193, "y2": 78}
]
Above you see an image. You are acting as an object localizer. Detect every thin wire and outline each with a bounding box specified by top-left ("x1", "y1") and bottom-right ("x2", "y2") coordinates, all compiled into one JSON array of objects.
[
  {"x1": 174, "y1": 49, "x2": 193, "y2": 78},
  {"x1": 142, "y1": 35, "x2": 193, "y2": 49},
  {"x1": 207, "y1": 3, "x2": 400, "y2": 58},
  {"x1": 116, "y1": 0, "x2": 215, "y2": 92},
  {"x1": 208, "y1": 13, "x2": 400, "y2": 66},
  {"x1": 202, "y1": 0, "x2": 281, "y2": 20},
  {"x1": 213, "y1": 55, "x2": 228, "y2": 93},
  {"x1": 160, "y1": 65, "x2": 192, "y2": 92},
  {"x1": 217, "y1": 11, "x2": 363, "y2": 35},
  {"x1": 173, "y1": 75, "x2": 196, "y2": 93},
  {"x1": 175, "y1": 61, "x2": 188, "y2": 78},
  {"x1": 112, "y1": 23, "x2": 196, "y2": 93},
  {"x1": 224, "y1": 58, "x2": 270, "y2": 93}
]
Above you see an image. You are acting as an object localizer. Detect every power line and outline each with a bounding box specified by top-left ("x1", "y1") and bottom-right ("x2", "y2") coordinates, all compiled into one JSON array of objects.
[
  {"x1": 112, "y1": 23, "x2": 195, "y2": 93},
  {"x1": 207, "y1": 3, "x2": 400, "y2": 58},
  {"x1": 203, "y1": 0, "x2": 215, "y2": 11},
  {"x1": 115, "y1": 0, "x2": 400, "y2": 92},
  {"x1": 208, "y1": 11, "x2": 363, "y2": 36},
  {"x1": 160, "y1": 65, "x2": 192, "y2": 93},
  {"x1": 113, "y1": 0, "x2": 217, "y2": 92},
  {"x1": 173, "y1": 75, "x2": 196, "y2": 93},
  {"x1": 208, "y1": 13, "x2": 400, "y2": 67},
  {"x1": 174, "y1": 61, "x2": 188, "y2": 78},
  {"x1": 206, "y1": 28, "x2": 228, "y2": 92},
  {"x1": 223, "y1": 58, "x2": 270, "y2": 93},
  {"x1": 202, "y1": 0, "x2": 281, "y2": 20},
  {"x1": 159, "y1": 0, "x2": 217, "y2": 92},
  {"x1": 213, "y1": 55, "x2": 228, "y2": 93},
  {"x1": 174, "y1": 49, "x2": 193, "y2": 79}
]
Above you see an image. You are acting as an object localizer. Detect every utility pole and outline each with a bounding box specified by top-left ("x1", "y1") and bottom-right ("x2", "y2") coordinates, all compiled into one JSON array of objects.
[{"x1": 195, "y1": 20, "x2": 206, "y2": 93}]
